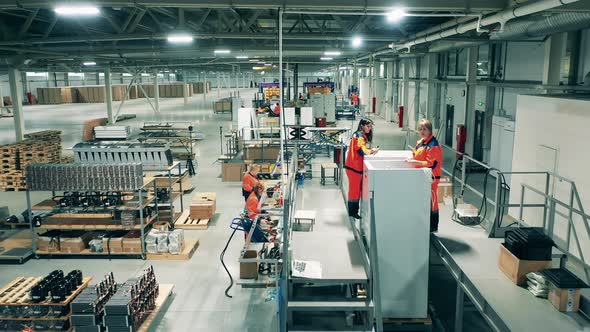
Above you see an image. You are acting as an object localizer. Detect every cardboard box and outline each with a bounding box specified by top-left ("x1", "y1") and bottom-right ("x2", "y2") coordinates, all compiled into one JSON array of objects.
[
  {"x1": 498, "y1": 243, "x2": 552, "y2": 285},
  {"x1": 222, "y1": 162, "x2": 245, "y2": 182},
  {"x1": 103, "y1": 237, "x2": 124, "y2": 253},
  {"x1": 190, "y1": 192, "x2": 216, "y2": 219},
  {"x1": 437, "y1": 180, "x2": 453, "y2": 203},
  {"x1": 548, "y1": 287, "x2": 581, "y2": 312},
  {"x1": 240, "y1": 250, "x2": 258, "y2": 279},
  {"x1": 244, "y1": 145, "x2": 280, "y2": 160}
]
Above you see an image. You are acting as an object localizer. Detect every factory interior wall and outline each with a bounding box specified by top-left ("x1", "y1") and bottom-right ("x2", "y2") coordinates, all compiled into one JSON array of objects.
[
  {"x1": 503, "y1": 42, "x2": 546, "y2": 82},
  {"x1": 578, "y1": 28, "x2": 590, "y2": 83},
  {"x1": 509, "y1": 94, "x2": 590, "y2": 260}
]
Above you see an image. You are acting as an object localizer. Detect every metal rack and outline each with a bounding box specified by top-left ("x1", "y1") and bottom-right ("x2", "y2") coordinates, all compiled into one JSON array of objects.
[
  {"x1": 25, "y1": 163, "x2": 157, "y2": 260},
  {"x1": 146, "y1": 161, "x2": 188, "y2": 226}
]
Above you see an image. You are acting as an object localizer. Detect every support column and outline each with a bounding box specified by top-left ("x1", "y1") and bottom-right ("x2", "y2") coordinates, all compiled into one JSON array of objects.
[
  {"x1": 352, "y1": 62, "x2": 359, "y2": 88},
  {"x1": 385, "y1": 61, "x2": 394, "y2": 122},
  {"x1": 543, "y1": 32, "x2": 566, "y2": 86},
  {"x1": 153, "y1": 69, "x2": 160, "y2": 113},
  {"x1": 425, "y1": 54, "x2": 438, "y2": 122},
  {"x1": 414, "y1": 58, "x2": 422, "y2": 123},
  {"x1": 183, "y1": 70, "x2": 188, "y2": 105},
  {"x1": 8, "y1": 68, "x2": 25, "y2": 142},
  {"x1": 203, "y1": 73, "x2": 207, "y2": 102},
  {"x1": 401, "y1": 59, "x2": 410, "y2": 128},
  {"x1": 64, "y1": 73, "x2": 69, "y2": 86},
  {"x1": 217, "y1": 73, "x2": 221, "y2": 98},
  {"x1": 95, "y1": 72, "x2": 100, "y2": 85},
  {"x1": 104, "y1": 67, "x2": 114, "y2": 124},
  {"x1": 464, "y1": 46, "x2": 478, "y2": 156},
  {"x1": 293, "y1": 64, "x2": 299, "y2": 99}
]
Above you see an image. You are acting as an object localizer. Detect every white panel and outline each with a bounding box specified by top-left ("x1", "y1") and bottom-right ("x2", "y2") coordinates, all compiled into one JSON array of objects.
[
  {"x1": 310, "y1": 94, "x2": 324, "y2": 118},
  {"x1": 300, "y1": 107, "x2": 314, "y2": 126},
  {"x1": 365, "y1": 150, "x2": 412, "y2": 161},
  {"x1": 504, "y1": 42, "x2": 545, "y2": 82},
  {"x1": 284, "y1": 107, "x2": 296, "y2": 126},
  {"x1": 374, "y1": 79, "x2": 387, "y2": 116},
  {"x1": 359, "y1": 78, "x2": 370, "y2": 109},
  {"x1": 361, "y1": 159, "x2": 431, "y2": 318},
  {"x1": 238, "y1": 107, "x2": 255, "y2": 140},
  {"x1": 324, "y1": 93, "x2": 336, "y2": 122}
]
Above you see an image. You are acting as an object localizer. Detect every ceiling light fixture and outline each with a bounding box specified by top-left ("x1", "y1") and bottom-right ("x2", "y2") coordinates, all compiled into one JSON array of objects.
[
  {"x1": 236, "y1": 55, "x2": 249, "y2": 59},
  {"x1": 214, "y1": 49, "x2": 231, "y2": 54},
  {"x1": 264, "y1": 63, "x2": 272, "y2": 66},
  {"x1": 82, "y1": 61, "x2": 96, "y2": 66},
  {"x1": 320, "y1": 57, "x2": 333, "y2": 61},
  {"x1": 55, "y1": 5, "x2": 100, "y2": 16},
  {"x1": 387, "y1": 8, "x2": 407, "y2": 23},
  {"x1": 324, "y1": 51, "x2": 341, "y2": 56},
  {"x1": 352, "y1": 36, "x2": 363, "y2": 48},
  {"x1": 249, "y1": 59, "x2": 258, "y2": 62},
  {"x1": 167, "y1": 33, "x2": 193, "y2": 43}
]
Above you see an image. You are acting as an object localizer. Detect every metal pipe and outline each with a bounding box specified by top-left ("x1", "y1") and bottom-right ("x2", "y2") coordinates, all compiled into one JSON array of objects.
[
  {"x1": 283, "y1": 10, "x2": 476, "y2": 17},
  {"x1": 396, "y1": 0, "x2": 581, "y2": 51},
  {"x1": 105, "y1": 66, "x2": 114, "y2": 124}
]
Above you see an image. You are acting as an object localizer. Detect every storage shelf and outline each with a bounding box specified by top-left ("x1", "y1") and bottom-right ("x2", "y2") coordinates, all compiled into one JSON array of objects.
[
  {"x1": 35, "y1": 249, "x2": 140, "y2": 256},
  {"x1": 0, "y1": 314, "x2": 71, "y2": 321},
  {"x1": 40, "y1": 215, "x2": 156, "y2": 231}
]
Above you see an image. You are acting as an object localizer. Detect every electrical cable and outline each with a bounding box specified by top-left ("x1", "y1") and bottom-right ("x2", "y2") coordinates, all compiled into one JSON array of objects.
[{"x1": 220, "y1": 225, "x2": 239, "y2": 299}]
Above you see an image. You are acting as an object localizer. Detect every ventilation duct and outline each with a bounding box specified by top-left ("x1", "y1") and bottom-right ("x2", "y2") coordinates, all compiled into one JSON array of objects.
[{"x1": 491, "y1": 12, "x2": 590, "y2": 40}]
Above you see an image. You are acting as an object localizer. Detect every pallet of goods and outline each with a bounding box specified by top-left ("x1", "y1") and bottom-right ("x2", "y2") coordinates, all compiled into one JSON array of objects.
[
  {"x1": 0, "y1": 130, "x2": 62, "y2": 191},
  {"x1": 0, "y1": 270, "x2": 91, "y2": 331},
  {"x1": 175, "y1": 192, "x2": 216, "y2": 230}
]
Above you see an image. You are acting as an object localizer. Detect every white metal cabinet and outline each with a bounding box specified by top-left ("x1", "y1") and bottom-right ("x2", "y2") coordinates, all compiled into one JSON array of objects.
[{"x1": 361, "y1": 159, "x2": 431, "y2": 319}]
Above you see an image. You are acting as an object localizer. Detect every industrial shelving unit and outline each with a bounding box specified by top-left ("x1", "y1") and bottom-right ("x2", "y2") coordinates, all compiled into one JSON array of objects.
[
  {"x1": 146, "y1": 161, "x2": 188, "y2": 226},
  {"x1": 24, "y1": 163, "x2": 159, "y2": 259}
]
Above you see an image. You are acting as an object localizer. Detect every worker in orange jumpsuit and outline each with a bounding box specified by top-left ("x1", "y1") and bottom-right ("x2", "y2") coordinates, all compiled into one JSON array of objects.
[
  {"x1": 271, "y1": 103, "x2": 280, "y2": 117},
  {"x1": 407, "y1": 119, "x2": 443, "y2": 232},
  {"x1": 344, "y1": 119, "x2": 378, "y2": 219},
  {"x1": 246, "y1": 185, "x2": 264, "y2": 220},
  {"x1": 242, "y1": 164, "x2": 261, "y2": 201},
  {"x1": 350, "y1": 93, "x2": 359, "y2": 106}
]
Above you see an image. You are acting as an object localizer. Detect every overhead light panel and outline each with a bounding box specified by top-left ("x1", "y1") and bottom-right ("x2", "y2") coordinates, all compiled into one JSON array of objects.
[
  {"x1": 352, "y1": 36, "x2": 363, "y2": 48},
  {"x1": 249, "y1": 59, "x2": 258, "y2": 62},
  {"x1": 236, "y1": 55, "x2": 249, "y2": 59},
  {"x1": 214, "y1": 49, "x2": 231, "y2": 54},
  {"x1": 324, "y1": 51, "x2": 341, "y2": 56},
  {"x1": 55, "y1": 5, "x2": 100, "y2": 16},
  {"x1": 320, "y1": 57, "x2": 333, "y2": 61},
  {"x1": 83, "y1": 61, "x2": 96, "y2": 66},
  {"x1": 264, "y1": 63, "x2": 272, "y2": 66},
  {"x1": 387, "y1": 8, "x2": 407, "y2": 23},
  {"x1": 167, "y1": 33, "x2": 193, "y2": 43}
]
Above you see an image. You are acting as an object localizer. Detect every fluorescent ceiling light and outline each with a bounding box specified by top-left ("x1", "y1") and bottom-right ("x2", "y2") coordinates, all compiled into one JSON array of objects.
[
  {"x1": 214, "y1": 49, "x2": 231, "y2": 54},
  {"x1": 123, "y1": 73, "x2": 132, "y2": 77},
  {"x1": 83, "y1": 61, "x2": 96, "y2": 66},
  {"x1": 320, "y1": 57, "x2": 333, "y2": 61},
  {"x1": 253, "y1": 66, "x2": 265, "y2": 70},
  {"x1": 352, "y1": 36, "x2": 363, "y2": 48},
  {"x1": 236, "y1": 55, "x2": 249, "y2": 59},
  {"x1": 387, "y1": 8, "x2": 407, "y2": 23},
  {"x1": 264, "y1": 63, "x2": 272, "y2": 66},
  {"x1": 167, "y1": 33, "x2": 193, "y2": 43},
  {"x1": 249, "y1": 59, "x2": 258, "y2": 62},
  {"x1": 141, "y1": 73, "x2": 150, "y2": 77},
  {"x1": 260, "y1": 71, "x2": 265, "y2": 75},
  {"x1": 55, "y1": 5, "x2": 100, "y2": 16},
  {"x1": 324, "y1": 51, "x2": 341, "y2": 56}
]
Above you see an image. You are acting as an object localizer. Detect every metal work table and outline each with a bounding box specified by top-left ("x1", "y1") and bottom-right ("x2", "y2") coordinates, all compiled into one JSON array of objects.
[
  {"x1": 290, "y1": 187, "x2": 368, "y2": 284},
  {"x1": 433, "y1": 205, "x2": 590, "y2": 332}
]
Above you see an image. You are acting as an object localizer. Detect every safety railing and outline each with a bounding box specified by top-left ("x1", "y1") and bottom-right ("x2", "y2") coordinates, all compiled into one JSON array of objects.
[{"x1": 405, "y1": 129, "x2": 590, "y2": 282}]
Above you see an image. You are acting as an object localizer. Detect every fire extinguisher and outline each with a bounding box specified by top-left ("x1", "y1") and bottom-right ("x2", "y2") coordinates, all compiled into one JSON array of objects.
[
  {"x1": 398, "y1": 105, "x2": 404, "y2": 128},
  {"x1": 372, "y1": 96, "x2": 376, "y2": 114},
  {"x1": 456, "y1": 124, "x2": 466, "y2": 159}
]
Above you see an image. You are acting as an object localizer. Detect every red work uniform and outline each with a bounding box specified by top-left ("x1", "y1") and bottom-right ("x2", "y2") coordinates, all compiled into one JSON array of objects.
[
  {"x1": 344, "y1": 131, "x2": 373, "y2": 203},
  {"x1": 351, "y1": 93, "x2": 359, "y2": 106},
  {"x1": 242, "y1": 172, "x2": 260, "y2": 201},
  {"x1": 273, "y1": 105, "x2": 280, "y2": 115},
  {"x1": 412, "y1": 135, "x2": 443, "y2": 213}
]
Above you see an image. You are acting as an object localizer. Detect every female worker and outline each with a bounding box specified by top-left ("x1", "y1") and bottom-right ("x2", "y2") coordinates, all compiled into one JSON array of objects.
[
  {"x1": 344, "y1": 119, "x2": 378, "y2": 219},
  {"x1": 407, "y1": 119, "x2": 443, "y2": 232},
  {"x1": 242, "y1": 164, "x2": 261, "y2": 202},
  {"x1": 245, "y1": 185, "x2": 264, "y2": 220}
]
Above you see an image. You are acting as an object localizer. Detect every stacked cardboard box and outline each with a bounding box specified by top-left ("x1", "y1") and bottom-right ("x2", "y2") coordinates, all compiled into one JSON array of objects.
[
  {"x1": 36, "y1": 87, "x2": 76, "y2": 104},
  {"x1": 222, "y1": 162, "x2": 245, "y2": 182},
  {"x1": 37, "y1": 85, "x2": 140, "y2": 104},
  {"x1": 190, "y1": 192, "x2": 216, "y2": 220},
  {"x1": 0, "y1": 130, "x2": 62, "y2": 191}
]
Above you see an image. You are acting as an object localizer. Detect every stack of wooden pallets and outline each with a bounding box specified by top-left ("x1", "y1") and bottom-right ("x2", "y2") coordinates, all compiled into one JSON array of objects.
[{"x1": 0, "y1": 130, "x2": 62, "y2": 191}]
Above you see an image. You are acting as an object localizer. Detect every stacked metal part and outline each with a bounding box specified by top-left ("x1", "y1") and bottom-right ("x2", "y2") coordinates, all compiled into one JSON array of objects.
[
  {"x1": 71, "y1": 273, "x2": 117, "y2": 332},
  {"x1": 103, "y1": 266, "x2": 159, "y2": 331},
  {"x1": 25, "y1": 163, "x2": 144, "y2": 191},
  {"x1": 73, "y1": 142, "x2": 173, "y2": 170},
  {"x1": 94, "y1": 126, "x2": 132, "y2": 140}
]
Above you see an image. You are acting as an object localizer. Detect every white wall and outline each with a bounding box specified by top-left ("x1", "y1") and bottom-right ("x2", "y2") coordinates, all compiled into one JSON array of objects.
[
  {"x1": 509, "y1": 94, "x2": 590, "y2": 260},
  {"x1": 503, "y1": 42, "x2": 546, "y2": 82}
]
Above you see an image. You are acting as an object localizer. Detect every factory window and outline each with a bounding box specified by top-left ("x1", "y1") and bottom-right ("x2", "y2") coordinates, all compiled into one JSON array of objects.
[
  {"x1": 447, "y1": 51, "x2": 458, "y2": 76},
  {"x1": 477, "y1": 44, "x2": 490, "y2": 77}
]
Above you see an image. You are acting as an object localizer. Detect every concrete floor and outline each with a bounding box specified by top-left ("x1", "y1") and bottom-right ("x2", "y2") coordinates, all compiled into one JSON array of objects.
[{"x1": 0, "y1": 91, "x2": 490, "y2": 332}]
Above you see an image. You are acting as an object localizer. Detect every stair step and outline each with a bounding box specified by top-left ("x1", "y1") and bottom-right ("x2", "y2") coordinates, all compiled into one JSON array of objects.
[{"x1": 288, "y1": 300, "x2": 373, "y2": 311}]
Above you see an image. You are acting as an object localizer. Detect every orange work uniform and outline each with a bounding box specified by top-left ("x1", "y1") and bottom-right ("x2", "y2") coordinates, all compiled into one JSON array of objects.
[
  {"x1": 344, "y1": 131, "x2": 373, "y2": 202},
  {"x1": 245, "y1": 191, "x2": 261, "y2": 220},
  {"x1": 242, "y1": 172, "x2": 260, "y2": 201},
  {"x1": 412, "y1": 135, "x2": 443, "y2": 212}
]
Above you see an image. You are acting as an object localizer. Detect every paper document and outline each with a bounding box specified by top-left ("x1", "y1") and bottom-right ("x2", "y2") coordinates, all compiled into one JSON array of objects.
[{"x1": 291, "y1": 260, "x2": 322, "y2": 279}]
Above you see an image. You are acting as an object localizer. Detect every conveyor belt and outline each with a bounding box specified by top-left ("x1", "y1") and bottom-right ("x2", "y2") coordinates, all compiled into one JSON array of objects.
[{"x1": 432, "y1": 205, "x2": 590, "y2": 332}]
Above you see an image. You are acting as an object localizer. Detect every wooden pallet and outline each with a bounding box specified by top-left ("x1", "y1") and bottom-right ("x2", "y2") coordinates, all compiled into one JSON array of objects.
[
  {"x1": 136, "y1": 284, "x2": 174, "y2": 332},
  {"x1": 0, "y1": 276, "x2": 91, "y2": 306},
  {"x1": 147, "y1": 238, "x2": 200, "y2": 260},
  {"x1": 173, "y1": 210, "x2": 210, "y2": 230}
]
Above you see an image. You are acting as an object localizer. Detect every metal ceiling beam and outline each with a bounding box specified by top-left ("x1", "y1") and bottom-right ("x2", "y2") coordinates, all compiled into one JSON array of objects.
[
  {"x1": 127, "y1": 9, "x2": 146, "y2": 33},
  {"x1": 0, "y1": 32, "x2": 396, "y2": 45},
  {"x1": 17, "y1": 8, "x2": 38, "y2": 38},
  {"x1": 146, "y1": 8, "x2": 164, "y2": 31},
  {"x1": 0, "y1": 0, "x2": 509, "y2": 11},
  {"x1": 102, "y1": 12, "x2": 123, "y2": 33}
]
